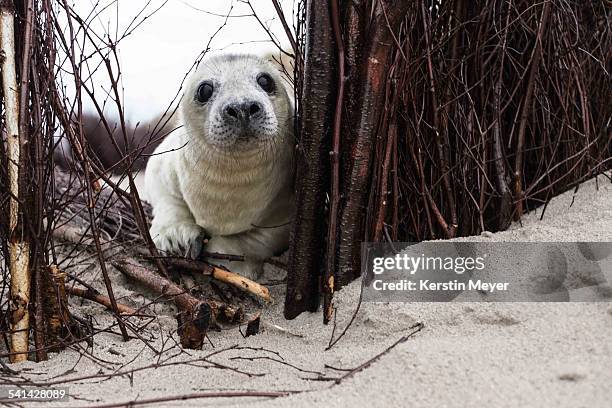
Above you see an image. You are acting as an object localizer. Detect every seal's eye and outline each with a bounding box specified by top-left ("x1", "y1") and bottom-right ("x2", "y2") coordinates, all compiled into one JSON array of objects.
[
  {"x1": 257, "y1": 73, "x2": 275, "y2": 93},
  {"x1": 196, "y1": 82, "x2": 214, "y2": 103}
]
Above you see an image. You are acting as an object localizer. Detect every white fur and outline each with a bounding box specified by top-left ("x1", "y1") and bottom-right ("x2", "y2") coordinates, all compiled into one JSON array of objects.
[{"x1": 145, "y1": 55, "x2": 294, "y2": 279}]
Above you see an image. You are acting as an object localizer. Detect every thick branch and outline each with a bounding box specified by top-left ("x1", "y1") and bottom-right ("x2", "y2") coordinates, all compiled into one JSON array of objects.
[
  {"x1": 284, "y1": 0, "x2": 335, "y2": 319},
  {"x1": 323, "y1": 0, "x2": 346, "y2": 324},
  {"x1": 1, "y1": 2, "x2": 31, "y2": 364}
]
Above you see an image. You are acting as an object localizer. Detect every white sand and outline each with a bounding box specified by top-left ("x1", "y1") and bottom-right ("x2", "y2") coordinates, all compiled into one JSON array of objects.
[{"x1": 4, "y1": 176, "x2": 612, "y2": 407}]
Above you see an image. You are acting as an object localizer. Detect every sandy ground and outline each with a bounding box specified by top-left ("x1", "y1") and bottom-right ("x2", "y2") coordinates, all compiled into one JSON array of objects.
[{"x1": 2, "y1": 175, "x2": 611, "y2": 408}]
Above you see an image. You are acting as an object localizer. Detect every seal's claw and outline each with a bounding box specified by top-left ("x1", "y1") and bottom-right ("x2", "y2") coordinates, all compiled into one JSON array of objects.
[{"x1": 185, "y1": 230, "x2": 210, "y2": 260}]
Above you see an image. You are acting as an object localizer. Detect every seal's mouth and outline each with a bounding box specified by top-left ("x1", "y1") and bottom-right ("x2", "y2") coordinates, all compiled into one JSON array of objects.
[
  {"x1": 208, "y1": 129, "x2": 269, "y2": 151},
  {"x1": 236, "y1": 129, "x2": 255, "y2": 140},
  {"x1": 234, "y1": 130, "x2": 270, "y2": 147}
]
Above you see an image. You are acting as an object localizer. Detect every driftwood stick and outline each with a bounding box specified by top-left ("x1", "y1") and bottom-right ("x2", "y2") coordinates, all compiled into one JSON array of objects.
[
  {"x1": 111, "y1": 261, "x2": 210, "y2": 314},
  {"x1": 67, "y1": 287, "x2": 138, "y2": 316},
  {"x1": 211, "y1": 268, "x2": 272, "y2": 303},
  {"x1": 167, "y1": 259, "x2": 272, "y2": 303}
]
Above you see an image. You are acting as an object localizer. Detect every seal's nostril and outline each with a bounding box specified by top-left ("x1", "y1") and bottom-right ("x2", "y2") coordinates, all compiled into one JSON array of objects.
[
  {"x1": 226, "y1": 106, "x2": 238, "y2": 118},
  {"x1": 249, "y1": 103, "x2": 261, "y2": 116}
]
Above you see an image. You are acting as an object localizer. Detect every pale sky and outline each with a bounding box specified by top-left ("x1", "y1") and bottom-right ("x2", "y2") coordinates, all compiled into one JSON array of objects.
[{"x1": 65, "y1": 0, "x2": 295, "y2": 121}]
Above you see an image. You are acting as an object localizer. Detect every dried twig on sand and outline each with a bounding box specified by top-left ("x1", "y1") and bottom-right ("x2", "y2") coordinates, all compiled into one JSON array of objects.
[
  {"x1": 332, "y1": 322, "x2": 424, "y2": 383},
  {"x1": 72, "y1": 390, "x2": 297, "y2": 408},
  {"x1": 167, "y1": 258, "x2": 272, "y2": 303},
  {"x1": 67, "y1": 287, "x2": 138, "y2": 316}
]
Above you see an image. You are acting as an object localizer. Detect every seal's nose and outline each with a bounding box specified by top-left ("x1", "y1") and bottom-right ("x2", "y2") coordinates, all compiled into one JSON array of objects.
[{"x1": 224, "y1": 101, "x2": 263, "y2": 123}]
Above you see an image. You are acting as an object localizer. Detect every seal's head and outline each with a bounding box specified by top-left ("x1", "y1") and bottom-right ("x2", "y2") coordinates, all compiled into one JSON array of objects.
[{"x1": 182, "y1": 54, "x2": 292, "y2": 150}]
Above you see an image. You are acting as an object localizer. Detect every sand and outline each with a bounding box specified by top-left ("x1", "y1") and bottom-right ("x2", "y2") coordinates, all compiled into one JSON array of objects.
[{"x1": 3, "y1": 175, "x2": 611, "y2": 408}]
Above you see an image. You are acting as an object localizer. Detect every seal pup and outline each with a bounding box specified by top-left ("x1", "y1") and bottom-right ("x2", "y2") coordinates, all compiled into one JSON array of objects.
[{"x1": 145, "y1": 54, "x2": 294, "y2": 280}]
